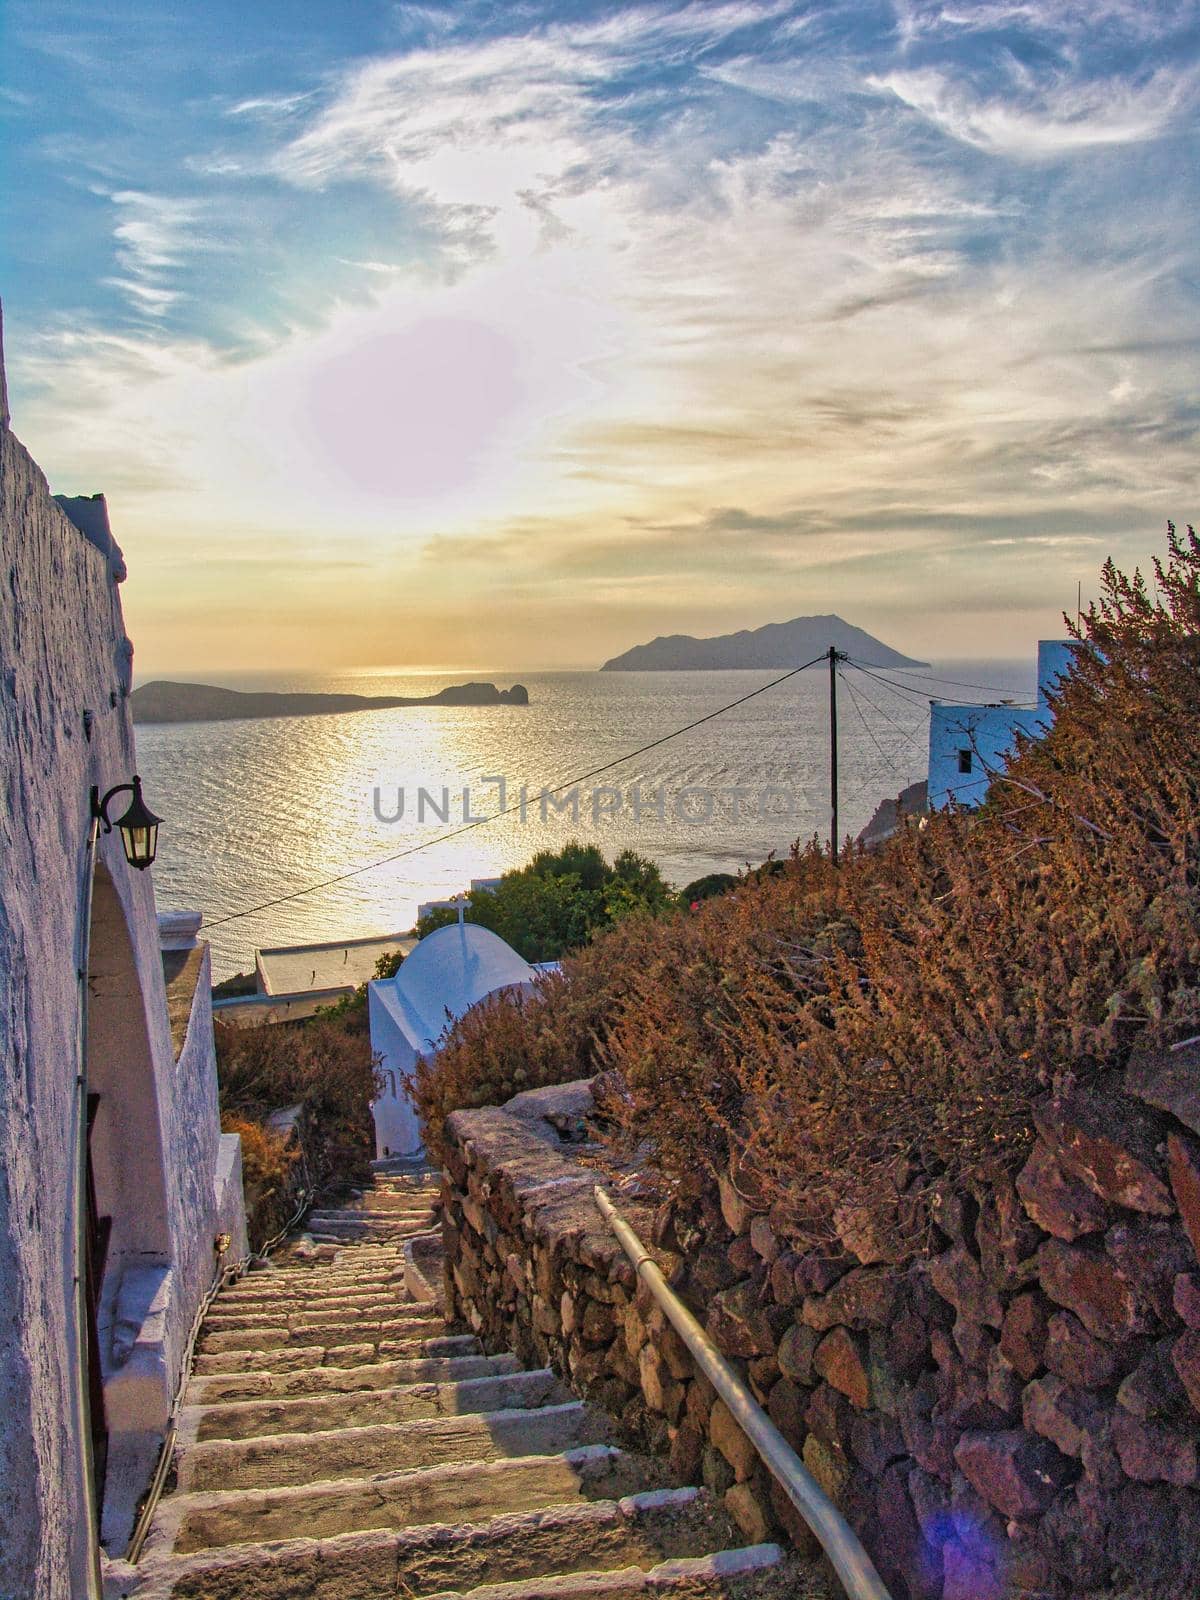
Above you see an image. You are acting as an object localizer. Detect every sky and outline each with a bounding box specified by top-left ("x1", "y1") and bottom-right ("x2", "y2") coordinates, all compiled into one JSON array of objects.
[{"x1": 1, "y1": 0, "x2": 1197, "y2": 673}]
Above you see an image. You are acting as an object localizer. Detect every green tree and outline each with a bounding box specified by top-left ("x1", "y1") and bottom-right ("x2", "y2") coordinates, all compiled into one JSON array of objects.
[{"x1": 415, "y1": 841, "x2": 674, "y2": 961}]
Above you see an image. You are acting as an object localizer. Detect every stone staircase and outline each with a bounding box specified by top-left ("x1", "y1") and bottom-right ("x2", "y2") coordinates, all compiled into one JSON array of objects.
[{"x1": 107, "y1": 1169, "x2": 823, "y2": 1600}]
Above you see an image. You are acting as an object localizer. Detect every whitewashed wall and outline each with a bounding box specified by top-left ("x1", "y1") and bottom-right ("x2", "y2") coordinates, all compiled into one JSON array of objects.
[{"x1": 0, "y1": 307, "x2": 245, "y2": 1596}]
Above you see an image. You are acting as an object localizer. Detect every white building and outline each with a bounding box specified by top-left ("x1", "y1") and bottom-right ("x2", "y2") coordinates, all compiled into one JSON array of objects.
[
  {"x1": 0, "y1": 309, "x2": 246, "y2": 1596},
  {"x1": 367, "y1": 922, "x2": 539, "y2": 1158},
  {"x1": 927, "y1": 639, "x2": 1080, "y2": 810}
]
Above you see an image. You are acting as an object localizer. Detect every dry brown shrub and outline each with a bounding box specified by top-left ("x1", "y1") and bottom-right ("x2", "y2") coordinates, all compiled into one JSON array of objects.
[
  {"x1": 220, "y1": 1112, "x2": 297, "y2": 1190},
  {"x1": 416, "y1": 529, "x2": 1200, "y2": 1254},
  {"x1": 214, "y1": 1013, "x2": 381, "y2": 1186}
]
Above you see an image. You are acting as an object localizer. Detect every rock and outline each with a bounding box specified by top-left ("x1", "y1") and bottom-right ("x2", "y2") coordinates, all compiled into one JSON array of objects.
[
  {"x1": 1105, "y1": 1218, "x2": 1193, "y2": 1320},
  {"x1": 1035, "y1": 1086, "x2": 1173, "y2": 1215},
  {"x1": 1117, "y1": 1343, "x2": 1189, "y2": 1420},
  {"x1": 928, "y1": 1245, "x2": 1003, "y2": 1329},
  {"x1": 702, "y1": 1443, "x2": 735, "y2": 1496},
  {"x1": 768, "y1": 1250, "x2": 802, "y2": 1306},
  {"x1": 747, "y1": 1355, "x2": 777, "y2": 1405},
  {"x1": 749, "y1": 1214, "x2": 779, "y2": 1264},
  {"x1": 849, "y1": 1411, "x2": 907, "y2": 1477},
  {"x1": 709, "y1": 1397, "x2": 758, "y2": 1481},
  {"x1": 873, "y1": 1462, "x2": 940, "y2": 1600},
  {"x1": 776, "y1": 1321, "x2": 818, "y2": 1383},
  {"x1": 953, "y1": 1428, "x2": 1075, "y2": 1519},
  {"x1": 724, "y1": 1479, "x2": 773, "y2": 1544},
  {"x1": 1175, "y1": 1272, "x2": 1200, "y2": 1329},
  {"x1": 1168, "y1": 1132, "x2": 1200, "y2": 1263},
  {"x1": 1037, "y1": 1479, "x2": 1113, "y2": 1591},
  {"x1": 814, "y1": 1326, "x2": 871, "y2": 1409},
  {"x1": 1042, "y1": 1310, "x2": 1118, "y2": 1389},
  {"x1": 1125, "y1": 1037, "x2": 1200, "y2": 1137},
  {"x1": 942, "y1": 1542, "x2": 1005, "y2": 1600},
  {"x1": 999, "y1": 1291, "x2": 1050, "y2": 1381},
  {"x1": 1112, "y1": 1408, "x2": 1200, "y2": 1485},
  {"x1": 638, "y1": 1342, "x2": 684, "y2": 1421},
  {"x1": 802, "y1": 1432, "x2": 849, "y2": 1499},
  {"x1": 986, "y1": 1346, "x2": 1024, "y2": 1416},
  {"x1": 1016, "y1": 1141, "x2": 1110, "y2": 1241},
  {"x1": 1107, "y1": 1480, "x2": 1200, "y2": 1595},
  {"x1": 832, "y1": 1200, "x2": 899, "y2": 1265},
  {"x1": 706, "y1": 1277, "x2": 777, "y2": 1357},
  {"x1": 876, "y1": 1307, "x2": 929, "y2": 1383},
  {"x1": 766, "y1": 1376, "x2": 805, "y2": 1444},
  {"x1": 580, "y1": 1300, "x2": 615, "y2": 1344},
  {"x1": 794, "y1": 1253, "x2": 849, "y2": 1294},
  {"x1": 718, "y1": 1173, "x2": 752, "y2": 1235},
  {"x1": 975, "y1": 1179, "x2": 1043, "y2": 1291},
  {"x1": 805, "y1": 1381, "x2": 853, "y2": 1452},
  {"x1": 802, "y1": 1266, "x2": 899, "y2": 1331},
  {"x1": 669, "y1": 1419, "x2": 703, "y2": 1481},
  {"x1": 952, "y1": 1315, "x2": 994, "y2": 1370},
  {"x1": 1022, "y1": 1374, "x2": 1109, "y2": 1457},
  {"x1": 1038, "y1": 1239, "x2": 1147, "y2": 1342},
  {"x1": 727, "y1": 1235, "x2": 758, "y2": 1275},
  {"x1": 768, "y1": 1475, "x2": 823, "y2": 1558},
  {"x1": 1171, "y1": 1329, "x2": 1200, "y2": 1415}
]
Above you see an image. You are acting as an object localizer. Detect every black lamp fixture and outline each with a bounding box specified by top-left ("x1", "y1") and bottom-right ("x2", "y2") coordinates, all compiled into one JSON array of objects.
[{"x1": 90, "y1": 774, "x2": 162, "y2": 871}]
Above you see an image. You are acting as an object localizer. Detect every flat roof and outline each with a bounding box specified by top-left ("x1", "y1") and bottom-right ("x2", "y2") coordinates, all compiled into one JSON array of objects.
[{"x1": 256, "y1": 930, "x2": 418, "y2": 996}]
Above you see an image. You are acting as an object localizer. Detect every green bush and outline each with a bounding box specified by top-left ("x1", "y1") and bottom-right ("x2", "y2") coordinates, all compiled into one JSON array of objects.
[{"x1": 416, "y1": 841, "x2": 674, "y2": 961}]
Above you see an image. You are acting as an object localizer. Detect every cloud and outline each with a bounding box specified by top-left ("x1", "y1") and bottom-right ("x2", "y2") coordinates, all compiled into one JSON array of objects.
[
  {"x1": 872, "y1": 63, "x2": 1196, "y2": 157},
  {"x1": 7, "y1": 0, "x2": 1199, "y2": 668},
  {"x1": 102, "y1": 189, "x2": 203, "y2": 316}
]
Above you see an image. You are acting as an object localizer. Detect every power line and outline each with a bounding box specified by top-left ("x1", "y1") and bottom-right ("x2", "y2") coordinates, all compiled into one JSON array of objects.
[
  {"x1": 845, "y1": 658, "x2": 1036, "y2": 710},
  {"x1": 885, "y1": 666, "x2": 1038, "y2": 696},
  {"x1": 837, "y1": 668, "x2": 893, "y2": 766},
  {"x1": 205, "y1": 652, "x2": 831, "y2": 928},
  {"x1": 838, "y1": 665, "x2": 924, "y2": 738}
]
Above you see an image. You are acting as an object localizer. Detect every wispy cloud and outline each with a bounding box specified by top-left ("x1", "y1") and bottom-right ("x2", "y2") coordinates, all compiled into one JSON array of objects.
[
  {"x1": 102, "y1": 189, "x2": 203, "y2": 316},
  {"x1": 5, "y1": 0, "x2": 1199, "y2": 667},
  {"x1": 873, "y1": 61, "x2": 1197, "y2": 156}
]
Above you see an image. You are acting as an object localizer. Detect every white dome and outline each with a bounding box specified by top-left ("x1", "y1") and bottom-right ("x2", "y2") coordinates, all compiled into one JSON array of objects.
[{"x1": 373, "y1": 921, "x2": 536, "y2": 1054}]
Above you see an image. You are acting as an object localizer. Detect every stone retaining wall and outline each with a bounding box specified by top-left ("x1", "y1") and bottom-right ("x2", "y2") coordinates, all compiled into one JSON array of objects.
[{"x1": 442, "y1": 1056, "x2": 1200, "y2": 1600}]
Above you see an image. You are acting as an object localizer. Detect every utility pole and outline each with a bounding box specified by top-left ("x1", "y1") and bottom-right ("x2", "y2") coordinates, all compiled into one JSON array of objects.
[{"x1": 828, "y1": 646, "x2": 840, "y2": 865}]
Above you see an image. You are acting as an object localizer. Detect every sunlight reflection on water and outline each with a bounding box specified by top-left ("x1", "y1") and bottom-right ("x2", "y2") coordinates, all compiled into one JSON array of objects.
[{"x1": 134, "y1": 662, "x2": 1034, "y2": 979}]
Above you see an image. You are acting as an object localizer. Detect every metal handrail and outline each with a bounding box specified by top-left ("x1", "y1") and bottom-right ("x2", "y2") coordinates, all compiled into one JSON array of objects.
[{"x1": 594, "y1": 1187, "x2": 894, "y2": 1600}]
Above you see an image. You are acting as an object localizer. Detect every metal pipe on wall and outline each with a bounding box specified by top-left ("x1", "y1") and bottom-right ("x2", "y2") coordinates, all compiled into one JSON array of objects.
[{"x1": 594, "y1": 1186, "x2": 893, "y2": 1600}]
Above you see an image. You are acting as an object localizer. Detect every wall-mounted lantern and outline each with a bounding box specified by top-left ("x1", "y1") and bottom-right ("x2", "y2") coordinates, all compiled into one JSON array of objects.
[{"x1": 90, "y1": 775, "x2": 161, "y2": 871}]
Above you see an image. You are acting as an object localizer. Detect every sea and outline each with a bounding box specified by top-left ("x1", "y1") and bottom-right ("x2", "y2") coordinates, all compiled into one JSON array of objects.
[{"x1": 135, "y1": 660, "x2": 1037, "y2": 982}]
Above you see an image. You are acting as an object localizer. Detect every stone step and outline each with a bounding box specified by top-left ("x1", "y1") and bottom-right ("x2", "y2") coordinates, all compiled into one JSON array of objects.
[
  {"x1": 148, "y1": 1444, "x2": 659, "y2": 1557},
  {"x1": 309, "y1": 1206, "x2": 437, "y2": 1224},
  {"x1": 196, "y1": 1314, "x2": 446, "y2": 1353},
  {"x1": 176, "y1": 1399, "x2": 609, "y2": 1493},
  {"x1": 419, "y1": 1545, "x2": 790, "y2": 1600},
  {"x1": 125, "y1": 1486, "x2": 739, "y2": 1600},
  {"x1": 214, "y1": 1283, "x2": 409, "y2": 1310},
  {"x1": 198, "y1": 1299, "x2": 428, "y2": 1332},
  {"x1": 184, "y1": 1367, "x2": 568, "y2": 1442},
  {"x1": 252, "y1": 1266, "x2": 407, "y2": 1289},
  {"x1": 192, "y1": 1333, "x2": 481, "y2": 1376},
  {"x1": 186, "y1": 1350, "x2": 522, "y2": 1406}
]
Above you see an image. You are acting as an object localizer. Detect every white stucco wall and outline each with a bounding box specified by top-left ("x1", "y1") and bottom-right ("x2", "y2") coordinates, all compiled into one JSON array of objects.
[
  {"x1": 0, "y1": 308, "x2": 245, "y2": 1595},
  {"x1": 927, "y1": 639, "x2": 1078, "y2": 811},
  {"x1": 927, "y1": 703, "x2": 1045, "y2": 810}
]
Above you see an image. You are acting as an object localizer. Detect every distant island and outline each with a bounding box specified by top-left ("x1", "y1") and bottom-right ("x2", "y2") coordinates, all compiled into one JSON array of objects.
[
  {"x1": 132, "y1": 680, "x2": 530, "y2": 724},
  {"x1": 600, "y1": 614, "x2": 927, "y2": 671}
]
